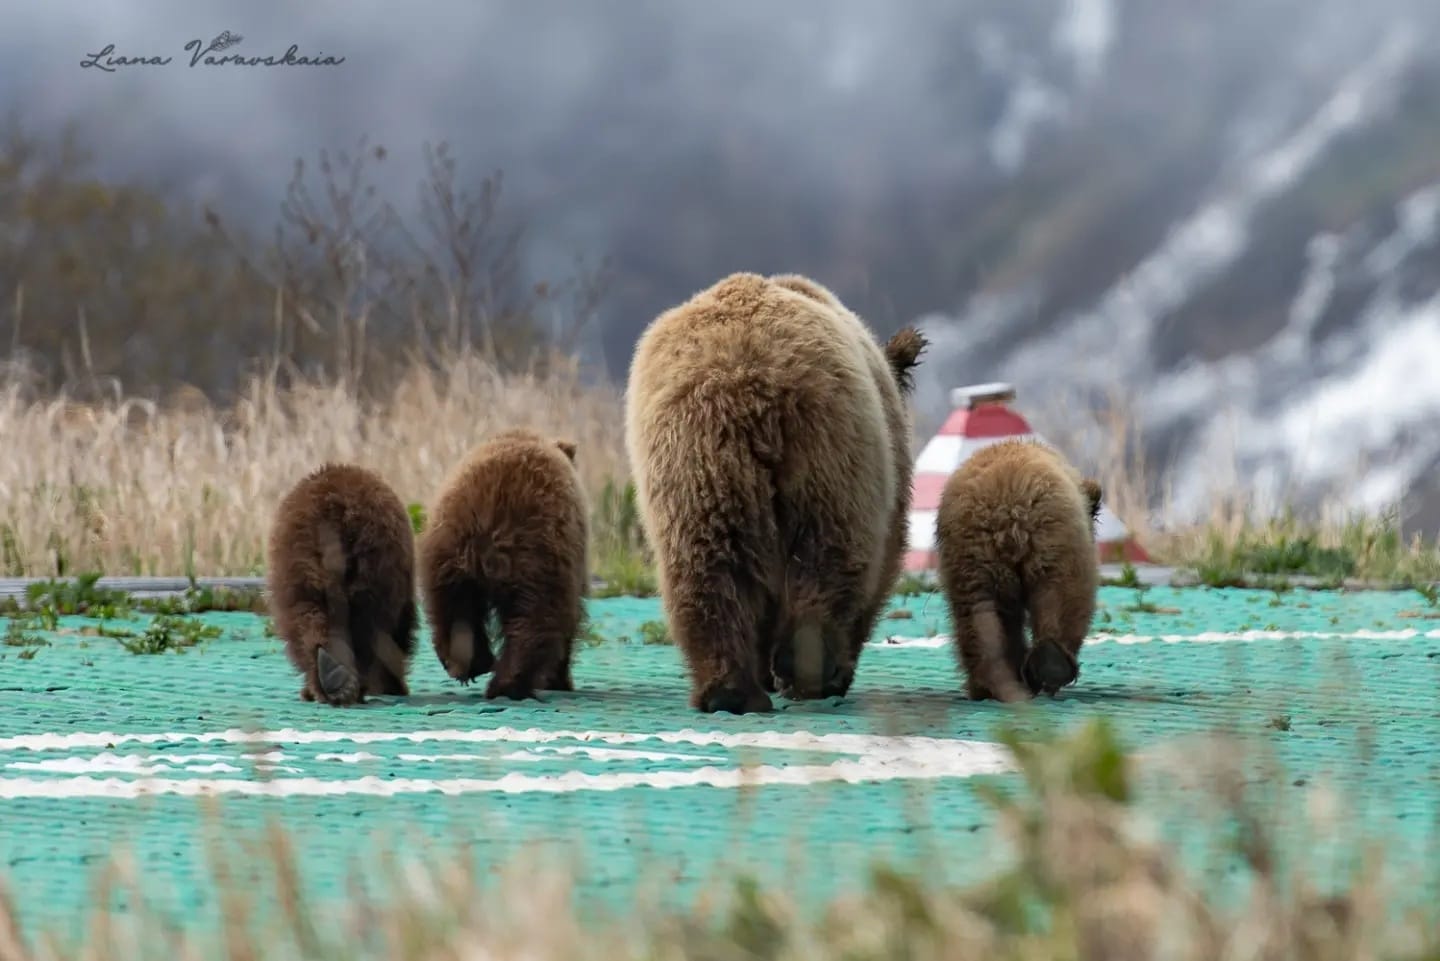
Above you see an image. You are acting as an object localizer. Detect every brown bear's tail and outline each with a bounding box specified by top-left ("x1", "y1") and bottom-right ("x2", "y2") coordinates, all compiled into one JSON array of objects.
[
  {"x1": 317, "y1": 521, "x2": 348, "y2": 626},
  {"x1": 994, "y1": 509, "x2": 1033, "y2": 565},
  {"x1": 468, "y1": 529, "x2": 513, "y2": 585},
  {"x1": 883, "y1": 327, "x2": 927, "y2": 395},
  {"x1": 1080, "y1": 478, "x2": 1104, "y2": 530}
]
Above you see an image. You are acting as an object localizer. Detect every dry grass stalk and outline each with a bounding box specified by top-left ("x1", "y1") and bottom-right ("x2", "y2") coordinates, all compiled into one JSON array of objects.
[
  {"x1": 2, "y1": 350, "x2": 1435, "y2": 584},
  {"x1": 0, "y1": 351, "x2": 626, "y2": 578},
  {"x1": 1029, "y1": 388, "x2": 1440, "y2": 582}
]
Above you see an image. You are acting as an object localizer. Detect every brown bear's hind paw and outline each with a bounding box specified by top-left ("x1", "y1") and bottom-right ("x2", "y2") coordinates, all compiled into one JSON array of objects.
[
  {"x1": 777, "y1": 665, "x2": 851, "y2": 701},
  {"x1": 820, "y1": 662, "x2": 854, "y2": 699},
  {"x1": 485, "y1": 676, "x2": 539, "y2": 702},
  {"x1": 965, "y1": 672, "x2": 1031, "y2": 703},
  {"x1": 316, "y1": 646, "x2": 363, "y2": 706},
  {"x1": 541, "y1": 669, "x2": 575, "y2": 692},
  {"x1": 365, "y1": 670, "x2": 410, "y2": 699},
  {"x1": 696, "y1": 678, "x2": 773, "y2": 715},
  {"x1": 443, "y1": 620, "x2": 495, "y2": 685},
  {"x1": 774, "y1": 677, "x2": 809, "y2": 701},
  {"x1": 1022, "y1": 640, "x2": 1079, "y2": 696}
]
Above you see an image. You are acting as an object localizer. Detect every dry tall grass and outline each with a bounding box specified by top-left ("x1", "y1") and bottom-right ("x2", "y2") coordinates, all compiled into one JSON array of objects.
[
  {"x1": 0, "y1": 352, "x2": 628, "y2": 578},
  {"x1": 3, "y1": 350, "x2": 1437, "y2": 584},
  {"x1": 1027, "y1": 387, "x2": 1440, "y2": 585}
]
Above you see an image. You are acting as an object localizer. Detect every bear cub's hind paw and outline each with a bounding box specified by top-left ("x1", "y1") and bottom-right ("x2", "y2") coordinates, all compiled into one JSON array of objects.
[
  {"x1": 485, "y1": 676, "x2": 539, "y2": 702},
  {"x1": 443, "y1": 620, "x2": 494, "y2": 685},
  {"x1": 1022, "y1": 639, "x2": 1079, "y2": 696},
  {"x1": 316, "y1": 646, "x2": 363, "y2": 706},
  {"x1": 775, "y1": 663, "x2": 853, "y2": 701}
]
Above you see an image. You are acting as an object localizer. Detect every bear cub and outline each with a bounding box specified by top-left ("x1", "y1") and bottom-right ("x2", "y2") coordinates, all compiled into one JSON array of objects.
[
  {"x1": 266, "y1": 463, "x2": 419, "y2": 706},
  {"x1": 418, "y1": 428, "x2": 588, "y2": 701},
  {"x1": 934, "y1": 438, "x2": 1103, "y2": 702}
]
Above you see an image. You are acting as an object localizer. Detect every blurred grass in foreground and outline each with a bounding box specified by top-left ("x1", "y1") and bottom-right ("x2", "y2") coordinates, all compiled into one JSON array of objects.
[{"x1": 2, "y1": 719, "x2": 1435, "y2": 961}]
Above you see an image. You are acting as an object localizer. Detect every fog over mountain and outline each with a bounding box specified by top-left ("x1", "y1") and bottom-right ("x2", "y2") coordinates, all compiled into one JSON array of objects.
[{"x1": 4, "y1": 0, "x2": 1440, "y2": 531}]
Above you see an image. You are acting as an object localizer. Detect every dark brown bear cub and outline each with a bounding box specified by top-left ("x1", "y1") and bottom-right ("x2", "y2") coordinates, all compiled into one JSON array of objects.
[
  {"x1": 934, "y1": 438, "x2": 1103, "y2": 702},
  {"x1": 418, "y1": 428, "x2": 588, "y2": 701},
  {"x1": 267, "y1": 463, "x2": 418, "y2": 706}
]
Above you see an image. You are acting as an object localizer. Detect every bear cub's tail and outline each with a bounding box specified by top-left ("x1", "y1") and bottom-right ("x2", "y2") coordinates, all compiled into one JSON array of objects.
[
  {"x1": 467, "y1": 529, "x2": 514, "y2": 585},
  {"x1": 883, "y1": 327, "x2": 928, "y2": 395}
]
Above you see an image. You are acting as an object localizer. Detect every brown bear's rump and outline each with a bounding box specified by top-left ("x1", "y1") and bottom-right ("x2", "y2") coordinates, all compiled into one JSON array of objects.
[
  {"x1": 266, "y1": 463, "x2": 418, "y2": 705},
  {"x1": 934, "y1": 438, "x2": 1101, "y2": 702},
  {"x1": 418, "y1": 428, "x2": 588, "y2": 701},
  {"x1": 625, "y1": 272, "x2": 902, "y2": 713}
]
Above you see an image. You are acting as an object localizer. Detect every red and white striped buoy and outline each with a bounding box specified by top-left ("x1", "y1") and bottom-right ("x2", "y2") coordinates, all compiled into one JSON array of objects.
[{"x1": 903, "y1": 383, "x2": 1151, "y2": 573}]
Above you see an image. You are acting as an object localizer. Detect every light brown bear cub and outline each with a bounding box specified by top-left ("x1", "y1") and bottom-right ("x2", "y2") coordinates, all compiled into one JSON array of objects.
[
  {"x1": 267, "y1": 463, "x2": 418, "y2": 706},
  {"x1": 934, "y1": 438, "x2": 1103, "y2": 702},
  {"x1": 624, "y1": 271, "x2": 925, "y2": 714},
  {"x1": 418, "y1": 428, "x2": 588, "y2": 701}
]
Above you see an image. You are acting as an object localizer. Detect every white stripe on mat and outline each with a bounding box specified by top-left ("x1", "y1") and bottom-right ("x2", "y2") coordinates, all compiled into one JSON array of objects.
[
  {"x1": 0, "y1": 728, "x2": 1016, "y2": 798},
  {"x1": 0, "y1": 726, "x2": 998, "y2": 755},
  {"x1": 875, "y1": 628, "x2": 1440, "y2": 648},
  {"x1": 0, "y1": 755, "x2": 1016, "y2": 799}
]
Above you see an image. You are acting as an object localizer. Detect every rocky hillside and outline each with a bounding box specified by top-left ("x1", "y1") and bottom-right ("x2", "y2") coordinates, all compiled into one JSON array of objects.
[
  {"x1": 3, "y1": 0, "x2": 1440, "y2": 529},
  {"x1": 905, "y1": 0, "x2": 1440, "y2": 532}
]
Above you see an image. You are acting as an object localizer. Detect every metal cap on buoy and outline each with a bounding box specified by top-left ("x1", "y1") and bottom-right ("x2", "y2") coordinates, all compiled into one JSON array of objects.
[{"x1": 950, "y1": 382, "x2": 1017, "y2": 409}]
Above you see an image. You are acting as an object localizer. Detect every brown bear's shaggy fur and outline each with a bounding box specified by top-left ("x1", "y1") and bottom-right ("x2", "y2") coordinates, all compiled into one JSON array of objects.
[
  {"x1": 934, "y1": 438, "x2": 1103, "y2": 702},
  {"x1": 769, "y1": 274, "x2": 928, "y2": 690},
  {"x1": 418, "y1": 428, "x2": 588, "y2": 701},
  {"x1": 624, "y1": 271, "x2": 925, "y2": 714},
  {"x1": 266, "y1": 463, "x2": 418, "y2": 706}
]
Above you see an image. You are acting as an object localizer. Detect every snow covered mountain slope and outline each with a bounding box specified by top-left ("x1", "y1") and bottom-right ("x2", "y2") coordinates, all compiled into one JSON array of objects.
[{"x1": 910, "y1": 0, "x2": 1440, "y2": 534}]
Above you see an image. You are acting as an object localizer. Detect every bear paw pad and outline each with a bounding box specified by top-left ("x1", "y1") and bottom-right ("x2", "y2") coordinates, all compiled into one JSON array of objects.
[
  {"x1": 698, "y1": 682, "x2": 773, "y2": 715},
  {"x1": 485, "y1": 677, "x2": 539, "y2": 702},
  {"x1": 1022, "y1": 640, "x2": 1079, "y2": 696},
  {"x1": 316, "y1": 646, "x2": 362, "y2": 706}
]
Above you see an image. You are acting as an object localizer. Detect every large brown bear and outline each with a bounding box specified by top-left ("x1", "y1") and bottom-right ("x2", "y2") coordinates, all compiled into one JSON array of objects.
[
  {"x1": 418, "y1": 427, "x2": 588, "y2": 701},
  {"x1": 934, "y1": 438, "x2": 1103, "y2": 702},
  {"x1": 624, "y1": 271, "x2": 925, "y2": 714},
  {"x1": 266, "y1": 463, "x2": 418, "y2": 706}
]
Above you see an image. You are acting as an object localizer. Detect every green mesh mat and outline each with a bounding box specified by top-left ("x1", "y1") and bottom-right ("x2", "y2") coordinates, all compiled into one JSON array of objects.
[{"x1": 2, "y1": 586, "x2": 1439, "y2": 941}]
